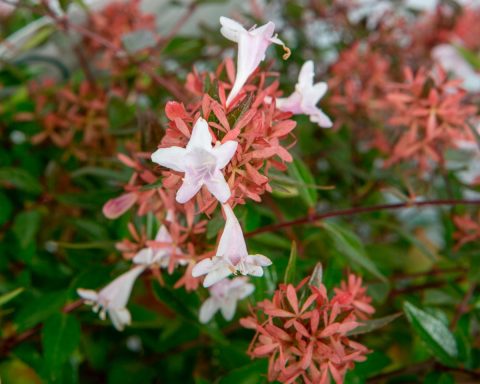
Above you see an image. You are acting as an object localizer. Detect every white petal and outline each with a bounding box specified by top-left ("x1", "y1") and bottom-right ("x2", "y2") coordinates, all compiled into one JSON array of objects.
[
  {"x1": 99, "y1": 265, "x2": 145, "y2": 309},
  {"x1": 186, "y1": 118, "x2": 212, "y2": 151},
  {"x1": 108, "y1": 308, "x2": 131, "y2": 331},
  {"x1": 276, "y1": 92, "x2": 303, "y2": 114},
  {"x1": 298, "y1": 60, "x2": 314, "y2": 90},
  {"x1": 132, "y1": 248, "x2": 154, "y2": 265},
  {"x1": 238, "y1": 283, "x2": 255, "y2": 299},
  {"x1": 151, "y1": 146, "x2": 186, "y2": 172},
  {"x1": 219, "y1": 16, "x2": 245, "y2": 42},
  {"x1": 176, "y1": 173, "x2": 203, "y2": 203},
  {"x1": 308, "y1": 107, "x2": 333, "y2": 128},
  {"x1": 217, "y1": 204, "x2": 248, "y2": 258},
  {"x1": 77, "y1": 288, "x2": 98, "y2": 302},
  {"x1": 192, "y1": 258, "x2": 215, "y2": 277},
  {"x1": 155, "y1": 224, "x2": 173, "y2": 243},
  {"x1": 212, "y1": 141, "x2": 238, "y2": 169},
  {"x1": 204, "y1": 266, "x2": 232, "y2": 288},
  {"x1": 220, "y1": 298, "x2": 237, "y2": 321},
  {"x1": 248, "y1": 254, "x2": 273, "y2": 267},
  {"x1": 205, "y1": 170, "x2": 231, "y2": 203},
  {"x1": 245, "y1": 265, "x2": 264, "y2": 277},
  {"x1": 301, "y1": 81, "x2": 327, "y2": 107},
  {"x1": 199, "y1": 297, "x2": 220, "y2": 323}
]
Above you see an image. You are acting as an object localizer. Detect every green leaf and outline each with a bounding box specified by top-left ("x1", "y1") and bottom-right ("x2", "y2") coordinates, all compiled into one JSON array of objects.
[
  {"x1": 107, "y1": 96, "x2": 136, "y2": 130},
  {"x1": 284, "y1": 241, "x2": 297, "y2": 284},
  {"x1": 15, "y1": 291, "x2": 67, "y2": 331},
  {"x1": 287, "y1": 158, "x2": 318, "y2": 207},
  {"x1": 348, "y1": 313, "x2": 402, "y2": 336},
  {"x1": 322, "y1": 222, "x2": 387, "y2": 282},
  {"x1": 42, "y1": 313, "x2": 81, "y2": 381},
  {"x1": 0, "y1": 287, "x2": 24, "y2": 306},
  {"x1": 13, "y1": 210, "x2": 42, "y2": 249},
  {"x1": 0, "y1": 167, "x2": 42, "y2": 194},
  {"x1": 0, "y1": 191, "x2": 13, "y2": 226},
  {"x1": 403, "y1": 301, "x2": 458, "y2": 365},
  {"x1": 218, "y1": 360, "x2": 269, "y2": 384}
]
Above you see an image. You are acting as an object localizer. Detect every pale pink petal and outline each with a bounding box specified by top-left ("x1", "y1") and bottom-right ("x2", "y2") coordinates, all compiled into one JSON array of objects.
[
  {"x1": 102, "y1": 193, "x2": 138, "y2": 219},
  {"x1": 205, "y1": 170, "x2": 231, "y2": 203},
  {"x1": 204, "y1": 265, "x2": 232, "y2": 287},
  {"x1": 212, "y1": 141, "x2": 238, "y2": 169},
  {"x1": 219, "y1": 16, "x2": 245, "y2": 42},
  {"x1": 308, "y1": 107, "x2": 333, "y2": 128},
  {"x1": 132, "y1": 248, "x2": 154, "y2": 265},
  {"x1": 248, "y1": 254, "x2": 273, "y2": 266},
  {"x1": 108, "y1": 308, "x2": 131, "y2": 331},
  {"x1": 217, "y1": 204, "x2": 248, "y2": 258},
  {"x1": 192, "y1": 258, "x2": 215, "y2": 277},
  {"x1": 199, "y1": 297, "x2": 220, "y2": 323},
  {"x1": 77, "y1": 288, "x2": 99, "y2": 302},
  {"x1": 99, "y1": 265, "x2": 145, "y2": 308},
  {"x1": 186, "y1": 117, "x2": 212, "y2": 151},
  {"x1": 298, "y1": 60, "x2": 314, "y2": 90},
  {"x1": 155, "y1": 224, "x2": 173, "y2": 243},
  {"x1": 220, "y1": 298, "x2": 237, "y2": 321},
  {"x1": 276, "y1": 92, "x2": 303, "y2": 114},
  {"x1": 176, "y1": 174, "x2": 203, "y2": 203},
  {"x1": 151, "y1": 146, "x2": 186, "y2": 172}
]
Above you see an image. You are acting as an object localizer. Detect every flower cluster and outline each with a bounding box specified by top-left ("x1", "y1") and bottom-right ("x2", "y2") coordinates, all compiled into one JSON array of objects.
[
  {"x1": 79, "y1": 16, "x2": 332, "y2": 331},
  {"x1": 82, "y1": 0, "x2": 157, "y2": 72},
  {"x1": 240, "y1": 275, "x2": 373, "y2": 383},
  {"x1": 17, "y1": 80, "x2": 119, "y2": 160},
  {"x1": 383, "y1": 66, "x2": 477, "y2": 171}
]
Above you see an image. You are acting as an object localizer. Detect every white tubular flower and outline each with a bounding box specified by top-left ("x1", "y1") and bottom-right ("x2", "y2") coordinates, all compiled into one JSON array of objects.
[
  {"x1": 220, "y1": 16, "x2": 289, "y2": 107},
  {"x1": 151, "y1": 117, "x2": 238, "y2": 204},
  {"x1": 192, "y1": 204, "x2": 272, "y2": 288},
  {"x1": 199, "y1": 277, "x2": 255, "y2": 323},
  {"x1": 276, "y1": 60, "x2": 333, "y2": 128},
  {"x1": 77, "y1": 265, "x2": 145, "y2": 331}
]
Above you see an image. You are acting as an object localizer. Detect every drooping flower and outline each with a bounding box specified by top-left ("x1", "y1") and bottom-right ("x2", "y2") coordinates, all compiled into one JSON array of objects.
[
  {"x1": 220, "y1": 16, "x2": 289, "y2": 107},
  {"x1": 199, "y1": 277, "x2": 254, "y2": 323},
  {"x1": 77, "y1": 265, "x2": 145, "y2": 331},
  {"x1": 276, "y1": 61, "x2": 333, "y2": 128},
  {"x1": 133, "y1": 214, "x2": 186, "y2": 270},
  {"x1": 192, "y1": 204, "x2": 272, "y2": 287},
  {"x1": 151, "y1": 117, "x2": 238, "y2": 204}
]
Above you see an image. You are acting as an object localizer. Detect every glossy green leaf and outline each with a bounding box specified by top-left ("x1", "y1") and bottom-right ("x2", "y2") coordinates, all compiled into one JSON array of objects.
[
  {"x1": 287, "y1": 158, "x2": 318, "y2": 207},
  {"x1": 42, "y1": 313, "x2": 81, "y2": 381},
  {"x1": 404, "y1": 301, "x2": 458, "y2": 365},
  {"x1": 323, "y1": 222, "x2": 387, "y2": 282},
  {"x1": 348, "y1": 313, "x2": 402, "y2": 336},
  {"x1": 0, "y1": 167, "x2": 42, "y2": 194}
]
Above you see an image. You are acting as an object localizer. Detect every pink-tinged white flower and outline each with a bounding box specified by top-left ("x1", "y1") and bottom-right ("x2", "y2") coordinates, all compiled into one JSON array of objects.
[
  {"x1": 199, "y1": 277, "x2": 254, "y2": 323},
  {"x1": 192, "y1": 204, "x2": 272, "y2": 287},
  {"x1": 220, "y1": 16, "x2": 290, "y2": 107},
  {"x1": 77, "y1": 265, "x2": 145, "y2": 331},
  {"x1": 276, "y1": 60, "x2": 333, "y2": 128},
  {"x1": 151, "y1": 117, "x2": 237, "y2": 204},
  {"x1": 133, "y1": 217, "x2": 186, "y2": 269}
]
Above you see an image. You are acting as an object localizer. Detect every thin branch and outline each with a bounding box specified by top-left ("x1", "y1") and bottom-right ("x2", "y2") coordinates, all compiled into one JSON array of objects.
[{"x1": 245, "y1": 199, "x2": 480, "y2": 238}]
